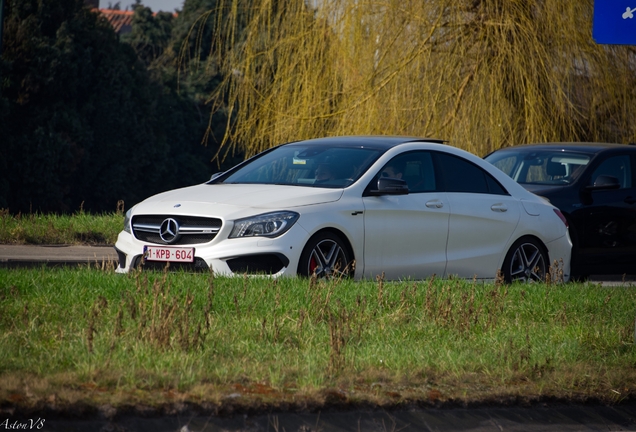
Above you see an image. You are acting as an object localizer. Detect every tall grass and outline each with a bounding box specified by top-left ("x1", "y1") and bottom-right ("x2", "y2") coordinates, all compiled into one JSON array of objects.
[
  {"x1": 0, "y1": 207, "x2": 123, "y2": 245},
  {"x1": 191, "y1": 0, "x2": 636, "y2": 160},
  {"x1": 1, "y1": 267, "x2": 635, "y2": 407}
]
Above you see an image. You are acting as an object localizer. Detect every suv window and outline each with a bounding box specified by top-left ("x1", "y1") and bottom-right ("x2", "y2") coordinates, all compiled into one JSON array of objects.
[
  {"x1": 590, "y1": 155, "x2": 632, "y2": 188},
  {"x1": 485, "y1": 150, "x2": 590, "y2": 185}
]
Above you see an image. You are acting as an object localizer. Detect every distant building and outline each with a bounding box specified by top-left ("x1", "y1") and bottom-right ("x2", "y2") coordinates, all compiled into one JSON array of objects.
[
  {"x1": 85, "y1": 0, "x2": 134, "y2": 35},
  {"x1": 99, "y1": 9, "x2": 134, "y2": 34},
  {"x1": 94, "y1": 2, "x2": 176, "y2": 36}
]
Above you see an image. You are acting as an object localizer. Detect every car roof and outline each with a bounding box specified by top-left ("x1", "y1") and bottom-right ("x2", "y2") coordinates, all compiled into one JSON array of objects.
[
  {"x1": 489, "y1": 142, "x2": 636, "y2": 155},
  {"x1": 285, "y1": 136, "x2": 446, "y2": 150}
]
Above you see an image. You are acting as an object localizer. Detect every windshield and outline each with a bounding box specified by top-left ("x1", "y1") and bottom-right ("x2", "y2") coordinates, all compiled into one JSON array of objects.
[
  {"x1": 485, "y1": 150, "x2": 591, "y2": 186},
  {"x1": 216, "y1": 144, "x2": 383, "y2": 188}
]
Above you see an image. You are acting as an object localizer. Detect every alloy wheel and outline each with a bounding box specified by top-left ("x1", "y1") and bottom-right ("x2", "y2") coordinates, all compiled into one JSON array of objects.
[
  {"x1": 508, "y1": 241, "x2": 547, "y2": 283},
  {"x1": 307, "y1": 238, "x2": 350, "y2": 278}
]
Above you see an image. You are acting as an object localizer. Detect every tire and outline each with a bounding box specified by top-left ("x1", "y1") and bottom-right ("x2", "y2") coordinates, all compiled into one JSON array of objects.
[
  {"x1": 298, "y1": 232, "x2": 353, "y2": 278},
  {"x1": 502, "y1": 237, "x2": 548, "y2": 283}
]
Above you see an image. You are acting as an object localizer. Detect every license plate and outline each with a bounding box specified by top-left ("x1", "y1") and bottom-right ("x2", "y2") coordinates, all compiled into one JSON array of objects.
[{"x1": 143, "y1": 245, "x2": 195, "y2": 262}]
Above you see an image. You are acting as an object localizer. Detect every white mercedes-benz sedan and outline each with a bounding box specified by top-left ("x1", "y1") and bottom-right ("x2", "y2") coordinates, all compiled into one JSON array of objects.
[{"x1": 114, "y1": 136, "x2": 571, "y2": 282}]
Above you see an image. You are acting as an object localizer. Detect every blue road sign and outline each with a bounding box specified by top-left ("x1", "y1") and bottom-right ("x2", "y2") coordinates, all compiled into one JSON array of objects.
[{"x1": 593, "y1": 0, "x2": 636, "y2": 44}]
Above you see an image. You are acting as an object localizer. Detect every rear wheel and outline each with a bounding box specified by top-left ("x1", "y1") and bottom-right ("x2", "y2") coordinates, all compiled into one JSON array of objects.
[
  {"x1": 502, "y1": 237, "x2": 548, "y2": 283},
  {"x1": 298, "y1": 232, "x2": 353, "y2": 278}
]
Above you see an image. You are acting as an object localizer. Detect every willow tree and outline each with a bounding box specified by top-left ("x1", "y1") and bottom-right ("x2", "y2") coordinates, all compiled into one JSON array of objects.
[{"x1": 196, "y1": 0, "x2": 636, "y2": 159}]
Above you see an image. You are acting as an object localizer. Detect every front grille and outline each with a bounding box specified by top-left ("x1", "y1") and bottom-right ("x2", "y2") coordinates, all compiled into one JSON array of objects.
[
  {"x1": 131, "y1": 255, "x2": 209, "y2": 272},
  {"x1": 226, "y1": 254, "x2": 289, "y2": 275},
  {"x1": 132, "y1": 215, "x2": 222, "y2": 245}
]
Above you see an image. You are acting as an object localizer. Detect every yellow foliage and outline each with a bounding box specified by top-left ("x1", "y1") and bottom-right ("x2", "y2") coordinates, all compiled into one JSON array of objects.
[{"x1": 193, "y1": 0, "x2": 636, "y2": 159}]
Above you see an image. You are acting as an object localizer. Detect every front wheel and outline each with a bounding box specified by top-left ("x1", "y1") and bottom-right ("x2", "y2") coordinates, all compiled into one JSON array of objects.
[
  {"x1": 298, "y1": 232, "x2": 353, "y2": 278},
  {"x1": 502, "y1": 237, "x2": 548, "y2": 283}
]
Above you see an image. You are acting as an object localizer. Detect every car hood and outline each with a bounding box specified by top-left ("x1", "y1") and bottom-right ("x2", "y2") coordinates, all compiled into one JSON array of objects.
[{"x1": 132, "y1": 183, "x2": 344, "y2": 217}]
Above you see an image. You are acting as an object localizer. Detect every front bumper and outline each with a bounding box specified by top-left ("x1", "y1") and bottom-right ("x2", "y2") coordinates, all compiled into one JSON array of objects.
[{"x1": 114, "y1": 225, "x2": 307, "y2": 277}]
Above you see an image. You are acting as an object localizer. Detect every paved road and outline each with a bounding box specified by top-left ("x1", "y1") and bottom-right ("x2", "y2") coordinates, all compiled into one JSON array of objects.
[
  {"x1": 0, "y1": 244, "x2": 634, "y2": 286},
  {"x1": 11, "y1": 402, "x2": 636, "y2": 431},
  {"x1": 0, "y1": 244, "x2": 117, "y2": 268}
]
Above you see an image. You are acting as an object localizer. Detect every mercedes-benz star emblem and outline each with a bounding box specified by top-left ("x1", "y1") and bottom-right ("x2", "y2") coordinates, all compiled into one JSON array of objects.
[{"x1": 159, "y1": 218, "x2": 180, "y2": 244}]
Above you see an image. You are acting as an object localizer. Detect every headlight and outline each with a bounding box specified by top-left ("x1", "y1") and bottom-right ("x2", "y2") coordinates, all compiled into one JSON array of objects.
[
  {"x1": 123, "y1": 208, "x2": 133, "y2": 234},
  {"x1": 229, "y1": 211, "x2": 299, "y2": 238}
]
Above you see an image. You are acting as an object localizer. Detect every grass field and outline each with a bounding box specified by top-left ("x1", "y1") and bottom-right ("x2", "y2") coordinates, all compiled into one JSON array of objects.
[
  {"x1": 0, "y1": 209, "x2": 122, "y2": 246},
  {"x1": 1, "y1": 266, "x2": 635, "y2": 411}
]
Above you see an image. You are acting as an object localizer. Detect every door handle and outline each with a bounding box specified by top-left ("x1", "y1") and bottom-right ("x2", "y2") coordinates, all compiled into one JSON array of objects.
[
  {"x1": 425, "y1": 200, "x2": 444, "y2": 209},
  {"x1": 491, "y1": 204, "x2": 508, "y2": 212},
  {"x1": 625, "y1": 196, "x2": 636, "y2": 205}
]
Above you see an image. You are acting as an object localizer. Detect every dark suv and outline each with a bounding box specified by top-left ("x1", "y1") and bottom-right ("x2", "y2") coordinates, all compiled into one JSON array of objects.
[{"x1": 485, "y1": 143, "x2": 636, "y2": 279}]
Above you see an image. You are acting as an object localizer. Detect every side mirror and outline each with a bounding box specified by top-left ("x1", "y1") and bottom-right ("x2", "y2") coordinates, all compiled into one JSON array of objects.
[
  {"x1": 368, "y1": 177, "x2": 409, "y2": 196},
  {"x1": 587, "y1": 175, "x2": 620, "y2": 191},
  {"x1": 209, "y1": 172, "x2": 224, "y2": 181}
]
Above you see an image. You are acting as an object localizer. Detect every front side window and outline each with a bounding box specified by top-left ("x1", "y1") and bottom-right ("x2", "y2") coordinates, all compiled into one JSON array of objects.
[
  {"x1": 217, "y1": 145, "x2": 382, "y2": 188},
  {"x1": 374, "y1": 151, "x2": 438, "y2": 193},
  {"x1": 590, "y1": 155, "x2": 632, "y2": 188}
]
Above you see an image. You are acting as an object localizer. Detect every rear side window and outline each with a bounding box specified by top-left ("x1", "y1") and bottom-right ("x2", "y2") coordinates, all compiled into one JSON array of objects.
[{"x1": 436, "y1": 153, "x2": 508, "y2": 195}]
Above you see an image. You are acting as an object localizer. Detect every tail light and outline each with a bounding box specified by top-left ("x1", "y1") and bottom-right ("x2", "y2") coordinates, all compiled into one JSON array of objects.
[{"x1": 553, "y1": 209, "x2": 568, "y2": 228}]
